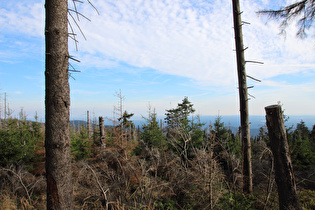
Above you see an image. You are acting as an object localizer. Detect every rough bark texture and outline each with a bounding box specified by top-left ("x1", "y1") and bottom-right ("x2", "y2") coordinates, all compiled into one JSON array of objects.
[
  {"x1": 87, "y1": 110, "x2": 91, "y2": 137},
  {"x1": 99, "y1": 116, "x2": 106, "y2": 147},
  {"x1": 265, "y1": 105, "x2": 302, "y2": 210},
  {"x1": 232, "y1": 0, "x2": 253, "y2": 194},
  {"x1": 45, "y1": 0, "x2": 74, "y2": 209}
]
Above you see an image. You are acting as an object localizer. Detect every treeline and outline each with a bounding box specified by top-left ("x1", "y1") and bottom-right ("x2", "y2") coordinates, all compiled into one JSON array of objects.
[{"x1": 0, "y1": 98, "x2": 314, "y2": 209}]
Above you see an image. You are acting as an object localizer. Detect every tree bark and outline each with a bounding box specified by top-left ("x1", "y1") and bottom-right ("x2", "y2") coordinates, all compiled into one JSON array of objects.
[
  {"x1": 99, "y1": 116, "x2": 106, "y2": 148},
  {"x1": 232, "y1": 0, "x2": 253, "y2": 194},
  {"x1": 87, "y1": 110, "x2": 91, "y2": 138},
  {"x1": 45, "y1": 0, "x2": 74, "y2": 209},
  {"x1": 265, "y1": 105, "x2": 302, "y2": 210}
]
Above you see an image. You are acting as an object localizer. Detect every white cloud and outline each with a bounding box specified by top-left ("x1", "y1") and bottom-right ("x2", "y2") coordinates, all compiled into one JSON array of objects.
[
  {"x1": 0, "y1": 1, "x2": 44, "y2": 37},
  {"x1": 70, "y1": 0, "x2": 315, "y2": 89},
  {"x1": 2, "y1": 0, "x2": 314, "y2": 88},
  {"x1": 250, "y1": 82, "x2": 315, "y2": 115},
  {"x1": 73, "y1": 0, "x2": 236, "y2": 86},
  {"x1": 1, "y1": 0, "x2": 315, "y2": 116}
]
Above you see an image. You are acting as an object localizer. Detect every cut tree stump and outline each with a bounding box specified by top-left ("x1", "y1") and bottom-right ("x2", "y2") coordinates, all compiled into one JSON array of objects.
[{"x1": 265, "y1": 105, "x2": 302, "y2": 210}]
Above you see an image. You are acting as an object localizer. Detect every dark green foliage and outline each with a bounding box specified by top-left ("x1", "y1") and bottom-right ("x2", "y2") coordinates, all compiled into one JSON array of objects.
[
  {"x1": 141, "y1": 111, "x2": 164, "y2": 148},
  {"x1": 213, "y1": 116, "x2": 229, "y2": 140},
  {"x1": 165, "y1": 97, "x2": 204, "y2": 149},
  {"x1": 155, "y1": 198, "x2": 177, "y2": 210},
  {"x1": 165, "y1": 97, "x2": 195, "y2": 131},
  {"x1": 70, "y1": 125, "x2": 92, "y2": 160},
  {"x1": 164, "y1": 97, "x2": 205, "y2": 166},
  {"x1": 2, "y1": 105, "x2": 315, "y2": 209},
  {"x1": 0, "y1": 118, "x2": 43, "y2": 167},
  {"x1": 311, "y1": 124, "x2": 315, "y2": 137},
  {"x1": 212, "y1": 116, "x2": 241, "y2": 158},
  {"x1": 258, "y1": 0, "x2": 315, "y2": 38},
  {"x1": 118, "y1": 110, "x2": 134, "y2": 130},
  {"x1": 189, "y1": 116, "x2": 205, "y2": 149},
  {"x1": 219, "y1": 192, "x2": 255, "y2": 210},
  {"x1": 256, "y1": 126, "x2": 269, "y2": 144},
  {"x1": 259, "y1": 119, "x2": 315, "y2": 174},
  {"x1": 133, "y1": 109, "x2": 164, "y2": 156},
  {"x1": 288, "y1": 121, "x2": 315, "y2": 172},
  {"x1": 311, "y1": 125, "x2": 315, "y2": 144},
  {"x1": 299, "y1": 190, "x2": 315, "y2": 209}
]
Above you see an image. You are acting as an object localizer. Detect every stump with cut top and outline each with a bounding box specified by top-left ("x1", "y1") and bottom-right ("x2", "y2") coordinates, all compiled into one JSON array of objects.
[{"x1": 265, "y1": 105, "x2": 301, "y2": 210}]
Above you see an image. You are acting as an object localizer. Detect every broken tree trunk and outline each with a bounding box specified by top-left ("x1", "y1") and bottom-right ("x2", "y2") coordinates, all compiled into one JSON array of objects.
[
  {"x1": 87, "y1": 110, "x2": 92, "y2": 138},
  {"x1": 99, "y1": 116, "x2": 106, "y2": 148},
  {"x1": 265, "y1": 105, "x2": 302, "y2": 210}
]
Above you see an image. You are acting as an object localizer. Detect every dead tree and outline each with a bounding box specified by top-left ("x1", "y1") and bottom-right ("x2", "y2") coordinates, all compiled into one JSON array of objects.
[
  {"x1": 45, "y1": 0, "x2": 74, "y2": 208},
  {"x1": 232, "y1": 0, "x2": 253, "y2": 194},
  {"x1": 4, "y1": 92, "x2": 7, "y2": 121},
  {"x1": 0, "y1": 92, "x2": 2, "y2": 128},
  {"x1": 99, "y1": 116, "x2": 106, "y2": 148},
  {"x1": 265, "y1": 105, "x2": 302, "y2": 210},
  {"x1": 45, "y1": 0, "x2": 97, "y2": 208},
  {"x1": 87, "y1": 110, "x2": 92, "y2": 138}
]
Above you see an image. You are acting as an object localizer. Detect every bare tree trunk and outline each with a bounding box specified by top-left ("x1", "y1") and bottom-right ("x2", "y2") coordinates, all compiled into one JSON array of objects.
[
  {"x1": 4, "y1": 92, "x2": 7, "y2": 121},
  {"x1": 265, "y1": 105, "x2": 302, "y2": 210},
  {"x1": 45, "y1": 0, "x2": 74, "y2": 209},
  {"x1": 232, "y1": 0, "x2": 253, "y2": 194},
  {"x1": 0, "y1": 92, "x2": 2, "y2": 129},
  {"x1": 87, "y1": 110, "x2": 92, "y2": 138},
  {"x1": 99, "y1": 116, "x2": 106, "y2": 148}
]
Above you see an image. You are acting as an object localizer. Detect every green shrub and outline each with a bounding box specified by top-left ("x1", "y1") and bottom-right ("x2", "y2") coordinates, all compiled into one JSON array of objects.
[
  {"x1": 0, "y1": 118, "x2": 43, "y2": 167},
  {"x1": 71, "y1": 126, "x2": 92, "y2": 160},
  {"x1": 299, "y1": 190, "x2": 315, "y2": 209},
  {"x1": 155, "y1": 198, "x2": 177, "y2": 210},
  {"x1": 219, "y1": 192, "x2": 255, "y2": 210}
]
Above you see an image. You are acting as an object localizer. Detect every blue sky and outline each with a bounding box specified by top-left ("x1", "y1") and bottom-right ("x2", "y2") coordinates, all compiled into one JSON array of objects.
[{"x1": 0, "y1": 0, "x2": 314, "y2": 121}]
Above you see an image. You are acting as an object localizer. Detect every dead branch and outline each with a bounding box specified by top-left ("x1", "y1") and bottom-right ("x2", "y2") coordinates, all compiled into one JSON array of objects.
[
  {"x1": 68, "y1": 11, "x2": 87, "y2": 40},
  {"x1": 87, "y1": 0, "x2": 100, "y2": 15},
  {"x1": 0, "y1": 168, "x2": 32, "y2": 203},
  {"x1": 85, "y1": 163, "x2": 109, "y2": 209}
]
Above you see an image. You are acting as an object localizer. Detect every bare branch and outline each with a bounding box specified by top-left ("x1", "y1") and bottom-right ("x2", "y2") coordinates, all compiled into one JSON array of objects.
[
  {"x1": 87, "y1": 0, "x2": 100, "y2": 15},
  {"x1": 248, "y1": 93, "x2": 256, "y2": 99},
  {"x1": 68, "y1": 11, "x2": 87, "y2": 40},
  {"x1": 72, "y1": 0, "x2": 80, "y2": 20},
  {"x1": 69, "y1": 62, "x2": 81, "y2": 72},
  {"x1": 68, "y1": 55, "x2": 81, "y2": 62},
  {"x1": 85, "y1": 163, "x2": 109, "y2": 207},
  {"x1": 247, "y1": 75, "x2": 262, "y2": 82},
  {"x1": 68, "y1": 8, "x2": 91, "y2": 22},
  {"x1": 73, "y1": 0, "x2": 84, "y2": 3},
  {"x1": 68, "y1": 20, "x2": 79, "y2": 51},
  {"x1": 245, "y1": 60, "x2": 264, "y2": 65},
  {"x1": 69, "y1": 73, "x2": 76, "y2": 80},
  {"x1": 0, "y1": 168, "x2": 32, "y2": 203}
]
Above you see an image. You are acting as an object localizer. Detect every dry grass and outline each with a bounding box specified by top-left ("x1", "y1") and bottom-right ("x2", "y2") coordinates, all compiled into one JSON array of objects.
[
  {"x1": 70, "y1": 143, "x2": 227, "y2": 209},
  {"x1": 0, "y1": 191, "x2": 18, "y2": 210},
  {"x1": 0, "y1": 133, "x2": 298, "y2": 209}
]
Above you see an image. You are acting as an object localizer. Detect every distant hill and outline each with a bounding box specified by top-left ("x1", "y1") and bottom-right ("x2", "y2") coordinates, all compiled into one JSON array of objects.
[{"x1": 69, "y1": 115, "x2": 314, "y2": 138}]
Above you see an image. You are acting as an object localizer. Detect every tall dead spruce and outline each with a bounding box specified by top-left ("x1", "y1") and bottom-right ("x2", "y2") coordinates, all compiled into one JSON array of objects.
[
  {"x1": 45, "y1": 0, "x2": 97, "y2": 209},
  {"x1": 45, "y1": 0, "x2": 73, "y2": 208},
  {"x1": 232, "y1": 0, "x2": 262, "y2": 194}
]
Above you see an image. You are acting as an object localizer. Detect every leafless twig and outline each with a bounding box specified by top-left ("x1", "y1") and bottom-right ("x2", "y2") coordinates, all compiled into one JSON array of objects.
[
  {"x1": 0, "y1": 168, "x2": 31, "y2": 203},
  {"x1": 85, "y1": 163, "x2": 109, "y2": 210},
  {"x1": 87, "y1": 0, "x2": 100, "y2": 15}
]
